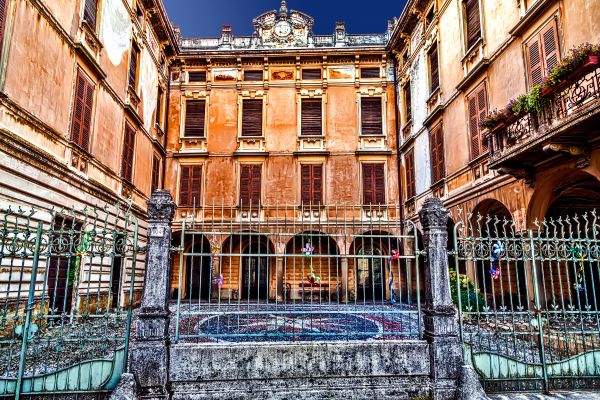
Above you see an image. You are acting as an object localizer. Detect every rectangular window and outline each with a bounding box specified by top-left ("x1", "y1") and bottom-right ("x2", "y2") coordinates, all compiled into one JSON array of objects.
[
  {"x1": 465, "y1": 0, "x2": 481, "y2": 50},
  {"x1": 0, "y1": 0, "x2": 9, "y2": 59},
  {"x1": 184, "y1": 100, "x2": 206, "y2": 137},
  {"x1": 301, "y1": 99, "x2": 322, "y2": 136},
  {"x1": 405, "y1": 151, "x2": 416, "y2": 200},
  {"x1": 429, "y1": 44, "x2": 440, "y2": 92},
  {"x1": 244, "y1": 70, "x2": 263, "y2": 81},
  {"x1": 239, "y1": 164, "x2": 261, "y2": 207},
  {"x1": 151, "y1": 154, "x2": 161, "y2": 193},
  {"x1": 467, "y1": 83, "x2": 488, "y2": 159},
  {"x1": 362, "y1": 163, "x2": 385, "y2": 205},
  {"x1": 83, "y1": 0, "x2": 98, "y2": 29},
  {"x1": 188, "y1": 71, "x2": 207, "y2": 83},
  {"x1": 300, "y1": 164, "x2": 323, "y2": 205},
  {"x1": 526, "y1": 20, "x2": 560, "y2": 87},
  {"x1": 404, "y1": 83, "x2": 412, "y2": 122},
  {"x1": 71, "y1": 70, "x2": 95, "y2": 152},
  {"x1": 360, "y1": 68, "x2": 380, "y2": 79},
  {"x1": 129, "y1": 44, "x2": 139, "y2": 89},
  {"x1": 155, "y1": 87, "x2": 163, "y2": 126},
  {"x1": 120, "y1": 123, "x2": 136, "y2": 183},
  {"x1": 241, "y1": 99, "x2": 263, "y2": 137},
  {"x1": 361, "y1": 97, "x2": 383, "y2": 135},
  {"x1": 429, "y1": 125, "x2": 445, "y2": 184},
  {"x1": 179, "y1": 165, "x2": 202, "y2": 207},
  {"x1": 302, "y1": 69, "x2": 322, "y2": 80}
]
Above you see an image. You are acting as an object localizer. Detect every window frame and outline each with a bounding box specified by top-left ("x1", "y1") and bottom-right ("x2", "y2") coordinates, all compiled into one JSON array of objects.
[
  {"x1": 82, "y1": 0, "x2": 99, "y2": 31},
  {"x1": 151, "y1": 153, "x2": 161, "y2": 193},
  {"x1": 404, "y1": 150, "x2": 416, "y2": 200},
  {"x1": 300, "y1": 163, "x2": 324, "y2": 206},
  {"x1": 183, "y1": 98, "x2": 207, "y2": 138},
  {"x1": 128, "y1": 42, "x2": 140, "y2": 90},
  {"x1": 464, "y1": 0, "x2": 483, "y2": 52},
  {"x1": 70, "y1": 68, "x2": 96, "y2": 152},
  {"x1": 299, "y1": 97, "x2": 324, "y2": 137},
  {"x1": 361, "y1": 162, "x2": 386, "y2": 205},
  {"x1": 466, "y1": 82, "x2": 489, "y2": 160},
  {"x1": 238, "y1": 163, "x2": 262, "y2": 208},
  {"x1": 429, "y1": 123, "x2": 445, "y2": 184},
  {"x1": 525, "y1": 18, "x2": 561, "y2": 89},
  {"x1": 120, "y1": 122, "x2": 136, "y2": 183},
  {"x1": 428, "y1": 43, "x2": 440, "y2": 93},
  {"x1": 240, "y1": 98, "x2": 264, "y2": 138},
  {"x1": 359, "y1": 96, "x2": 385, "y2": 136},
  {"x1": 178, "y1": 164, "x2": 203, "y2": 208}
]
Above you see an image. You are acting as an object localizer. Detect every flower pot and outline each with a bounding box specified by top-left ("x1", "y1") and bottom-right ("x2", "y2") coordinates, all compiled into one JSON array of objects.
[{"x1": 541, "y1": 55, "x2": 599, "y2": 97}]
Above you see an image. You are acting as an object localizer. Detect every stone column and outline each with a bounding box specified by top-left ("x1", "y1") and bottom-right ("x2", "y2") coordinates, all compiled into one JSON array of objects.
[
  {"x1": 130, "y1": 190, "x2": 176, "y2": 400},
  {"x1": 275, "y1": 256, "x2": 285, "y2": 301},
  {"x1": 340, "y1": 256, "x2": 349, "y2": 303},
  {"x1": 419, "y1": 198, "x2": 463, "y2": 400}
]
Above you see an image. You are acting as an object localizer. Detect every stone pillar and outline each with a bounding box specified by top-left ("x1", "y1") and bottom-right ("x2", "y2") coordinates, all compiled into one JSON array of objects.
[
  {"x1": 276, "y1": 256, "x2": 285, "y2": 301},
  {"x1": 340, "y1": 256, "x2": 349, "y2": 303},
  {"x1": 419, "y1": 198, "x2": 463, "y2": 400},
  {"x1": 130, "y1": 190, "x2": 176, "y2": 400}
]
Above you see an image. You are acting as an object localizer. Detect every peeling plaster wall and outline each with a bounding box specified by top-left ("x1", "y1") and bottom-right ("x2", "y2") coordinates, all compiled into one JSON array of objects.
[
  {"x1": 101, "y1": 0, "x2": 132, "y2": 67},
  {"x1": 140, "y1": 47, "x2": 159, "y2": 131},
  {"x1": 409, "y1": 47, "x2": 431, "y2": 195}
]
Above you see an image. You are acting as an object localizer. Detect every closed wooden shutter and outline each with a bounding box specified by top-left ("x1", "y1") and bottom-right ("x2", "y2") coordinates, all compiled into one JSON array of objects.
[
  {"x1": 120, "y1": 124, "x2": 136, "y2": 182},
  {"x1": 129, "y1": 45, "x2": 139, "y2": 89},
  {"x1": 244, "y1": 70, "x2": 263, "y2": 81},
  {"x1": 361, "y1": 97, "x2": 383, "y2": 135},
  {"x1": 301, "y1": 164, "x2": 323, "y2": 205},
  {"x1": 151, "y1": 155, "x2": 161, "y2": 193},
  {"x1": 429, "y1": 45, "x2": 440, "y2": 92},
  {"x1": 83, "y1": 0, "x2": 98, "y2": 29},
  {"x1": 239, "y1": 164, "x2": 261, "y2": 207},
  {"x1": 360, "y1": 68, "x2": 380, "y2": 79},
  {"x1": 362, "y1": 163, "x2": 385, "y2": 205},
  {"x1": 302, "y1": 69, "x2": 322, "y2": 80},
  {"x1": 541, "y1": 22, "x2": 559, "y2": 75},
  {"x1": 242, "y1": 99, "x2": 263, "y2": 137},
  {"x1": 0, "y1": 0, "x2": 8, "y2": 59},
  {"x1": 466, "y1": 0, "x2": 481, "y2": 49},
  {"x1": 527, "y1": 38, "x2": 543, "y2": 87},
  {"x1": 179, "y1": 165, "x2": 202, "y2": 207},
  {"x1": 301, "y1": 99, "x2": 322, "y2": 136},
  {"x1": 188, "y1": 71, "x2": 207, "y2": 82},
  {"x1": 184, "y1": 100, "x2": 206, "y2": 137},
  {"x1": 468, "y1": 83, "x2": 487, "y2": 159},
  {"x1": 71, "y1": 70, "x2": 95, "y2": 152},
  {"x1": 429, "y1": 125, "x2": 445, "y2": 183},
  {"x1": 156, "y1": 87, "x2": 163, "y2": 125},
  {"x1": 405, "y1": 152, "x2": 416, "y2": 199}
]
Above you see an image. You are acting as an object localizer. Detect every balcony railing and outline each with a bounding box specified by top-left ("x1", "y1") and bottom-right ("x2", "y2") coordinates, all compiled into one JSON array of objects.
[{"x1": 487, "y1": 63, "x2": 600, "y2": 169}]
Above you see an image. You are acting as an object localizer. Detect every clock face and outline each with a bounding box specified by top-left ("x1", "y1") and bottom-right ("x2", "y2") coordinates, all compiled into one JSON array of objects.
[{"x1": 274, "y1": 21, "x2": 292, "y2": 37}]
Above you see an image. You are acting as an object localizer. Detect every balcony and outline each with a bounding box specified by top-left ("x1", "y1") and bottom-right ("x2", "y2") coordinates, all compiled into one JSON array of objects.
[{"x1": 487, "y1": 63, "x2": 600, "y2": 173}]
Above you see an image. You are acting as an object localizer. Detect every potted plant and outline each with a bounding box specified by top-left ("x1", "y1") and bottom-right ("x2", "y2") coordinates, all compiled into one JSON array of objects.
[{"x1": 541, "y1": 43, "x2": 600, "y2": 97}]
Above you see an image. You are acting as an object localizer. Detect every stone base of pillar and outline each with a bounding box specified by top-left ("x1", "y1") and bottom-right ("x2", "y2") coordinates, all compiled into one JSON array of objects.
[{"x1": 130, "y1": 340, "x2": 170, "y2": 400}]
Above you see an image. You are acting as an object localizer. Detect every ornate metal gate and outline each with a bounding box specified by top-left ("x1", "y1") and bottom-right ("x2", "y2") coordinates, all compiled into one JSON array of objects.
[
  {"x1": 0, "y1": 204, "x2": 140, "y2": 398},
  {"x1": 453, "y1": 210, "x2": 600, "y2": 392}
]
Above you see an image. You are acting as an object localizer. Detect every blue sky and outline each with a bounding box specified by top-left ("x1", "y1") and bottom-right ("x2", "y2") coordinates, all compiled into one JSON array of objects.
[{"x1": 164, "y1": 0, "x2": 408, "y2": 38}]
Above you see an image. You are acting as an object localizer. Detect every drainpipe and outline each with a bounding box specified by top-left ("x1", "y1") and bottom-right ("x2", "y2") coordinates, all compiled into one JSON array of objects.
[
  {"x1": 392, "y1": 56, "x2": 405, "y2": 227},
  {"x1": 162, "y1": 64, "x2": 172, "y2": 190}
]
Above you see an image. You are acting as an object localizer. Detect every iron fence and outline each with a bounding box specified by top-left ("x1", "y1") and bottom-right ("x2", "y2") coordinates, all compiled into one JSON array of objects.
[
  {"x1": 453, "y1": 209, "x2": 600, "y2": 392},
  {"x1": 171, "y1": 203, "x2": 423, "y2": 342},
  {"x1": 0, "y1": 204, "x2": 141, "y2": 398}
]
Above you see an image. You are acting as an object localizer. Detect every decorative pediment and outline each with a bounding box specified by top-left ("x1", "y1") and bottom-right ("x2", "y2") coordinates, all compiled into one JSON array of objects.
[{"x1": 252, "y1": 1, "x2": 314, "y2": 48}]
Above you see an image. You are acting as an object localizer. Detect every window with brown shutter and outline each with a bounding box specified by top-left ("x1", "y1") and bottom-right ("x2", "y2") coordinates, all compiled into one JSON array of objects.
[
  {"x1": 179, "y1": 165, "x2": 202, "y2": 207},
  {"x1": 362, "y1": 163, "x2": 386, "y2": 205},
  {"x1": 120, "y1": 123, "x2": 136, "y2": 183},
  {"x1": 360, "y1": 68, "x2": 380, "y2": 79},
  {"x1": 241, "y1": 99, "x2": 263, "y2": 137},
  {"x1": 184, "y1": 100, "x2": 206, "y2": 137},
  {"x1": 405, "y1": 152, "x2": 416, "y2": 200},
  {"x1": 156, "y1": 87, "x2": 163, "y2": 126},
  {"x1": 83, "y1": 0, "x2": 98, "y2": 29},
  {"x1": 404, "y1": 83, "x2": 412, "y2": 122},
  {"x1": 151, "y1": 154, "x2": 161, "y2": 193},
  {"x1": 71, "y1": 70, "x2": 95, "y2": 152},
  {"x1": 239, "y1": 164, "x2": 262, "y2": 207},
  {"x1": 0, "y1": 0, "x2": 9, "y2": 59},
  {"x1": 465, "y1": 0, "x2": 481, "y2": 50},
  {"x1": 361, "y1": 97, "x2": 383, "y2": 135},
  {"x1": 429, "y1": 125, "x2": 445, "y2": 184},
  {"x1": 526, "y1": 19, "x2": 560, "y2": 88},
  {"x1": 301, "y1": 99, "x2": 322, "y2": 136},
  {"x1": 429, "y1": 44, "x2": 440, "y2": 93},
  {"x1": 302, "y1": 69, "x2": 322, "y2": 80},
  {"x1": 467, "y1": 83, "x2": 488, "y2": 159},
  {"x1": 129, "y1": 44, "x2": 139, "y2": 89},
  {"x1": 188, "y1": 71, "x2": 207, "y2": 83},
  {"x1": 300, "y1": 164, "x2": 323, "y2": 205},
  {"x1": 244, "y1": 70, "x2": 263, "y2": 81}
]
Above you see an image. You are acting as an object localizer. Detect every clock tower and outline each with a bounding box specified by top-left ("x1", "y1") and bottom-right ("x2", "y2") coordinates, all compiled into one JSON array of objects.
[{"x1": 252, "y1": 1, "x2": 314, "y2": 48}]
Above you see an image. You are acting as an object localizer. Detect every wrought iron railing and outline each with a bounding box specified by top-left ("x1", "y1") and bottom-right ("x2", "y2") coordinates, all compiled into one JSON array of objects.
[
  {"x1": 0, "y1": 205, "x2": 141, "y2": 398},
  {"x1": 487, "y1": 64, "x2": 600, "y2": 165},
  {"x1": 453, "y1": 209, "x2": 600, "y2": 392},
  {"x1": 170, "y1": 203, "x2": 424, "y2": 342}
]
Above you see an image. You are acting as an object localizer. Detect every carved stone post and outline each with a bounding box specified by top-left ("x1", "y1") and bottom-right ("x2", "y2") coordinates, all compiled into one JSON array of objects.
[
  {"x1": 419, "y1": 198, "x2": 463, "y2": 400},
  {"x1": 130, "y1": 190, "x2": 176, "y2": 400}
]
